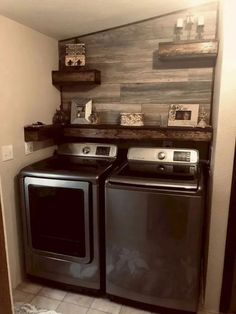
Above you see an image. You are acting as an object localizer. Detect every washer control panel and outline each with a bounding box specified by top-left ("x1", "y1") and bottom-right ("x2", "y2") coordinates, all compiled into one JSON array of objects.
[
  {"x1": 128, "y1": 147, "x2": 199, "y2": 164},
  {"x1": 57, "y1": 143, "x2": 117, "y2": 158}
]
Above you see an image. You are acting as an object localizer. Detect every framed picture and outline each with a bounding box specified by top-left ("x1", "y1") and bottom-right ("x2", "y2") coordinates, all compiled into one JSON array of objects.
[
  {"x1": 168, "y1": 104, "x2": 199, "y2": 127},
  {"x1": 70, "y1": 99, "x2": 92, "y2": 124}
]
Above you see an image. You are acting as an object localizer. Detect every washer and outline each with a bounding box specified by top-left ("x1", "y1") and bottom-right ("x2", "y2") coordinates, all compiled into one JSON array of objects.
[
  {"x1": 19, "y1": 143, "x2": 118, "y2": 292},
  {"x1": 105, "y1": 147, "x2": 205, "y2": 313}
]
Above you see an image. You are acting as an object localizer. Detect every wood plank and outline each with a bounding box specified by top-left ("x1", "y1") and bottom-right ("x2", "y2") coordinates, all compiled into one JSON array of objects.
[
  {"x1": 121, "y1": 81, "x2": 212, "y2": 104},
  {"x1": 0, "y1": 195, "x2": 13, "y2": 314},
  {"x1": 187, "y1": 68, "x2": 213, "y2": 81},
  {"x1": 86, "y1": 63, "x2": 213, "y2": 84},
  {"x1": 62, "y1": 83, "x2": 121, "y2": 104},
  {"x1": 63, "y1": 125, "x2": 212, "y2": 142},
  {"x1": 85, "y1": 45, "x2": 155, "y2": 64},
  {"x1": 158, "y1": 40, "x2": 218, "y2": 60},
  {"x1": 87, "y1": 62, "x2": 190, "y2": 83},
  {"x1": 52, "y1": 70, "x2": 101, "y2": 88}
]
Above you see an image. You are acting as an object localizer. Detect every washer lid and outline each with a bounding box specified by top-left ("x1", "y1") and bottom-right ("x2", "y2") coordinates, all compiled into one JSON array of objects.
[{"x1": 107, "y1": 161, "x2": 200, "y2": 190}]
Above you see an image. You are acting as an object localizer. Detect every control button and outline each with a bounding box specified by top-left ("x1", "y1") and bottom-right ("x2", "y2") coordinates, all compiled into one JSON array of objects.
[
  {"x1": 159, "y1": 165, "x2": 165, "y2": 171},
  {"x1": 82, "y1": 146, "x2": 90, "y2": 154},
  {"x1": 158, "y1": 152, "x2": 166, "y2": 160}
]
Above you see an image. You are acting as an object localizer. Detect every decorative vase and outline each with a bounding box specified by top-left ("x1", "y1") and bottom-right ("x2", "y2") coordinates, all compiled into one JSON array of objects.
[{"x1": 53, "y1": 109, "x2": 69, "y2": 125}]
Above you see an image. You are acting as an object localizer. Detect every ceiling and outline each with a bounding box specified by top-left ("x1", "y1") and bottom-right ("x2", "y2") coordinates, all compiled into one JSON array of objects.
[{"x1": 0, "y1": 0, "x2": 215, "y2": 40}]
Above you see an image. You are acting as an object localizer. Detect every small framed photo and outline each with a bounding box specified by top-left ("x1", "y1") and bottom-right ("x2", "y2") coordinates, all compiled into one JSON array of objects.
[
  {"x1": 168, "y1": 104, "x2": 199, "y2": 127},
  {"x1": 70, "y1": 99, "x2": 92, "y2": 124}
]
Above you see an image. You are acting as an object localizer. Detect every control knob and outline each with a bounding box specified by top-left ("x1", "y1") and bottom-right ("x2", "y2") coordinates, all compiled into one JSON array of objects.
[
  {"x1": 158, "y1": 152, "x2": 166, "y2": 160},
  {"x1": 82, "y1": 146, "x2": 90, "y2": 154}
]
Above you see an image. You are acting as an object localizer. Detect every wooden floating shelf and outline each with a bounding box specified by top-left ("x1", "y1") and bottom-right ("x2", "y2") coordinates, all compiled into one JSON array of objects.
[
  {"x1": 63, "y1": 124, "x2": 213, "y2": 142},
  {"x1": 24, "y1": 125, "x2": 61, "y2": 142},
  {"x1": 24, "y1": 124, "x2": 212, "y2": 142},
  {"x1": 52, "y1": 69, "x2": 101, "y2": 89},
  {"x1": 158, "y1": 40, "x2": 218, "y2": 61}
]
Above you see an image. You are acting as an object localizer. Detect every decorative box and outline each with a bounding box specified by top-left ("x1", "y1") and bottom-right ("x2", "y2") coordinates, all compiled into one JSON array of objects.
[
  {"x1": 65, "y1": 43, "x2": 85, "y2": 67},
  {"x1": 120, "y1": 113, "x2": 144, "y2": 126}
]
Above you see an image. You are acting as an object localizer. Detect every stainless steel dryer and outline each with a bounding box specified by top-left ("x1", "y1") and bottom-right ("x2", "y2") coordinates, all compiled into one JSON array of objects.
[
  {"x1": 105, "y1": 147, "x2": 205, "y2": 313},
  {"x1": 19, "y1": 143, "x2": 118, "y2": 292}
]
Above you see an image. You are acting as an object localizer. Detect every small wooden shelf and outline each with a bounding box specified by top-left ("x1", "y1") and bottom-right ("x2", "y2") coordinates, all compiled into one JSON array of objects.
[
  {"x1": 158, "y1": 40, "x2": 218, "y2": 61},
  {"x1": 52, "y1": 69, "x2": 101, "y2": 89},
  {"x1": 24, "y1": 125, "x2": 61, "y2": 142},
  {"x1": 24, "y1": 124, "x2": 212, "y2": 143}
]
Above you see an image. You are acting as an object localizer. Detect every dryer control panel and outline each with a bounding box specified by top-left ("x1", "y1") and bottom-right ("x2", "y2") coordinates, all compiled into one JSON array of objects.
[{"x1": 127, "y1": 147, "x2": 199, "y2": 164}]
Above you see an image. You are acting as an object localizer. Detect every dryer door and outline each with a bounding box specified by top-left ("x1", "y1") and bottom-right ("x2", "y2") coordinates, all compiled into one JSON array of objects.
[{"x1": 23, "y1": 177, "x2": 92, "y2": 264}]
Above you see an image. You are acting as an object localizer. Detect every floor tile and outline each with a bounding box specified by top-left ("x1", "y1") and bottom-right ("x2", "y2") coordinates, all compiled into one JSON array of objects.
[
  {"x1": 31, "y1": 295, "x2": 60, "y2": 311},
  {"x1": 17, "y1": 281, "x2": 42, "y2": 294},
  {"x1": 91, "y1": 298, "x2": 121, "y2": 314},
  {"x1": 64, "y1": 292, "x2": 95, "y2": 307},
  {"x1": 38, "y1": 287, "x2": 67, "y2": 301},
  {"x1": 13, "y1": 289, "x2": 35, "y2": 303},
  {"x1": 57, "y1": 301, "x2": 89, "y2": 314},
  {"x1": 120, "y1": 305, "x2": 151, "y2": 314},
  {"x1": 87, "y1": 309, "x2": 109, "y2": 314}
]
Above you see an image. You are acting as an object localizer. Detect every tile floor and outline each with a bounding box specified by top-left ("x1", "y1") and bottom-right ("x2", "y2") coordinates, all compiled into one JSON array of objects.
[
  {"x1": 13, "y1": 281, "x2": 207, "y2": 314},
  {"x1": 13, "y1": 281, "x2": 152, "y2": 314}
]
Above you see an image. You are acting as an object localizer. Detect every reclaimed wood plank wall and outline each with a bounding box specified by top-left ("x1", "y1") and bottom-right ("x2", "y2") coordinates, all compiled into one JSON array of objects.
[{"x1": 59, "y1": 2, "x2": 218, "y2": 126}]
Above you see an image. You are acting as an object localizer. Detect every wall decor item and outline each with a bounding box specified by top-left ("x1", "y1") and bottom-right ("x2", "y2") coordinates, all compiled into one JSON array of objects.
[
  {"x1": 197, "y1": 108, "x2": 208, "y2": 128},
  {"x1": 65, "y1": 43, "x2": 85, "y2": 67},
  {"x1": 70, "y1": 99, "x2": 92, "y2": 124},
  {"x1": 52, "y1": 108, "x2": 69, "y2": 125},
  {"x1": 120, "y1": 113, "x2": 144, "y2": 126},
  {"x1": 168, "y1": 104, "x2": 199, "y2": 127}
]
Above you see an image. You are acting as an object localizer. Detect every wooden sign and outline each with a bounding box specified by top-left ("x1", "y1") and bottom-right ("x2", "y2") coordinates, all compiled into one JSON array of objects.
[{"x1": 65, "y1": 43, "x2": 85, "y2": 67}]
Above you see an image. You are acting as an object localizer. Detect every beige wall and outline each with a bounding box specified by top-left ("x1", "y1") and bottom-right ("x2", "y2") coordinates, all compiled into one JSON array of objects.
[
  {"x1": 0, "y1": 15, "x2": 60, "y2": 288},
  {"x1": 204, "y1": 0, "x2": 236, "y2": 312}
]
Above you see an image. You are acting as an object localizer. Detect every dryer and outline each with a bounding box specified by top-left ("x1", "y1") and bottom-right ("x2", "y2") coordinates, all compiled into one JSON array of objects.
[{"x1": 19, "y1": 143, "x2": 118, "y2": 292}]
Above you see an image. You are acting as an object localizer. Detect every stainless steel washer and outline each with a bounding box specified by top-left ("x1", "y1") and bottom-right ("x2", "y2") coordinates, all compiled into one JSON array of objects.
[{"x1": 105, "y1": 147, "x2": 205, "y2": 313}]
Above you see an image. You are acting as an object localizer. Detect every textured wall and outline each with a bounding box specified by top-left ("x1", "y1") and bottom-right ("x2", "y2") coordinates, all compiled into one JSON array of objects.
[{"x1": 59, "y1": 2, "x2": 217, "y2": 126}]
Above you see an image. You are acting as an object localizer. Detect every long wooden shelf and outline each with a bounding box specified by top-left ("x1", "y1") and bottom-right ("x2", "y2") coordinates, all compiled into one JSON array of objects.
[
  {"x1": 64, "y1": 124, "x2": 212, "y2": 142},
  {"x1": 158, "y1": 40, "x2": 218, "y2": 61},
  {"x1": 24, "y1": 124, "x2": 212, "y2": 142}
]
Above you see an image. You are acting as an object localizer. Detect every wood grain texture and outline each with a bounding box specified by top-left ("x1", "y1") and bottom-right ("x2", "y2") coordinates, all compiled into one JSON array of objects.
[
  {"x1": 158, "y1": 40, "x2": 218, "y2": 60},
  {"x1": 0, "y1": 197, "x2": 13, "y2": 314},
  {"x1": 63, "y1": 126, "x2": 212, "y2": 142},
  {"x1": 52, "y1": 70, "x2": 101, "y2": 88},
  {"x1": 24, "y1": 125, "x2": 61, "y2": 142},
  {"x1": 60, "y1": 2, "x2": 217, "y2": 130},
  {"x1": 121, "y1": 81, "x2": 212, "y2": 104}
]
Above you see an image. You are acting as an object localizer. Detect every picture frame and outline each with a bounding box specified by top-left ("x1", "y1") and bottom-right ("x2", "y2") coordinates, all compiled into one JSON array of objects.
[
  {"x1": 70, "y1": 99, "x2": 92, "y2": 124},
  {"x1": 168, "y1": 104, "x2": 199, "y2": 127}
]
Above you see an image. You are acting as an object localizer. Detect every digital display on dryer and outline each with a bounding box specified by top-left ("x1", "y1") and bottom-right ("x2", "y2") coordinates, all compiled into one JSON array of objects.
[
  {"x1": 173, "y1": 151, "x2": 191, "y2": 162},
  {"x1": 96, "y1": 146, "x2": 110, "y2": 156}
]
